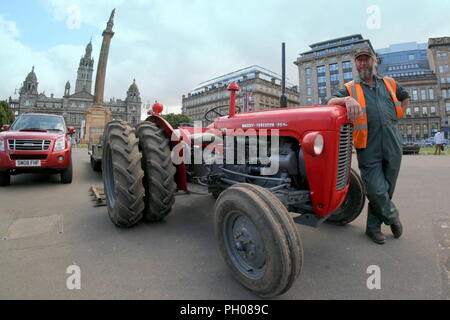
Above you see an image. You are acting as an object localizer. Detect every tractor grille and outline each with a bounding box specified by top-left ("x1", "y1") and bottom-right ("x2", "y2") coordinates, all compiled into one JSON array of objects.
[
  {"x1": 336, "y1": 124, "x2": 353, "y2": 191},
  {"x1": 8, "y1": 139, "x2": 51, "y2": 151}
]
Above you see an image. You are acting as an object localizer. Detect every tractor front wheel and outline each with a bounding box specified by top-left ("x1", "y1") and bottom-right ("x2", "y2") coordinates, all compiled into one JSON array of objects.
[
  {"x1": 214, "y1": 183, "x2": 303, "y2": 298},
  {"x1": 326, "y1": 169, "x2": 365, "y2": 226}
]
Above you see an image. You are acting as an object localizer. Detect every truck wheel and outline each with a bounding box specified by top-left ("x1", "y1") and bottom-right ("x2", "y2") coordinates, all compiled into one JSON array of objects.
[
  {"x1": 0, "y1": 171, "x2": 11, "y2": 186},
  {"x1": 326, "y1": 169, "x2": 365, "y2": 226},
  {"x1": 90, "y1": 156, "x2": 101, "y2": 172},
  {"x1": 60, "y1": 161, "x2": 73, "y2": 184},
  {"x1": 214, "y1": 183, "x2": 303, "y2": 298},
  {"x1": 136, "y1": 121, "x2": 177, "y2": 222},
  {"x1": 102, "y1": 121, "x2": 145, "y2": 228}
]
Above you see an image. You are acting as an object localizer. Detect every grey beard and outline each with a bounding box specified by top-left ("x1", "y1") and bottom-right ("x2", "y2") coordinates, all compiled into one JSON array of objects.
[{"x1": 359, "y1": 70, "x2": 373, "y2": 80}]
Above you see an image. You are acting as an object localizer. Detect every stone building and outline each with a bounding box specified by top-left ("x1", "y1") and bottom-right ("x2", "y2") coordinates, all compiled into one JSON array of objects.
[
  {"x1": 428, "y1": 37, "x2": 450, "y2": 138},
  {"x1": 8, "y1": 41, "x2": 142, "y2": 140},
  {"x1": 377, "y1": 39, "x2": 450, "y2": 140},
  {"x1": 294, "y1": 34, "x2": 375, "y2": 106},
  {"x1": 182, "y1": 65, "x2": 299, "y2": 125}
]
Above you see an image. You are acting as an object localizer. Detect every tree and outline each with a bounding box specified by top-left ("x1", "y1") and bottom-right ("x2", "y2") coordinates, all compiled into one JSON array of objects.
[
  {"x1": 161, "y1": 113, "x2": 193, "y2": 129},
  {"x1": 0, "y1": 101, "x2": 15, "y2": 127}
]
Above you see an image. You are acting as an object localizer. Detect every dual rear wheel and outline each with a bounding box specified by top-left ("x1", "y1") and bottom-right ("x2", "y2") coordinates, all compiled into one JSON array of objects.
[{"x1": 102, "y1": 121, "x2": 176, "y2": 228}]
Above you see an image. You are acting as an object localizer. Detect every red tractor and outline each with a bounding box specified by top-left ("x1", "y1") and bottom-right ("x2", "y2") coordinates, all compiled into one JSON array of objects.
[{"x1": 101, "y1": 49, "x2": 365, "y2": 298}]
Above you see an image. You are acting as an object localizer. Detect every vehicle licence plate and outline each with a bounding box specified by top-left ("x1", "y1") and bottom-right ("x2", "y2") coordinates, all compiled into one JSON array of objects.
[{"x1": 16, "y1": 160, "x2": 41, "y2": 167}]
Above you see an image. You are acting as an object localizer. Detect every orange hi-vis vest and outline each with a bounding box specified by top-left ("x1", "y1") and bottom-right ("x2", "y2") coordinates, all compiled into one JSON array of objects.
[{"x1": 344, "y1": 77, "x2": 404, "y2": 149}]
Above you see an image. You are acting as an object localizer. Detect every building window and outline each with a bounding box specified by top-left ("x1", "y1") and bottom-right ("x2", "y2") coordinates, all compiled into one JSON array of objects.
[
  {"x1": 329, "y1": 63, "x2": 339, "y2": 72},
  {"x1": 429, "y1": 88, "x2": 434, "y2": 100},
  {"x1": 409, "y1": 54, "x2": 415, "y2": 60},
  {"x1": 421, "y1": 89, "x2": 427, "y2": 100},
  {"x1": 415, "y1": 124, "x2": 421, "y2": 138},
  {"x1": 330, "y1": 74, "x2": 339, "y2": 82},
  {"x1": 412, "y1": 90, "x2": 418, "y2": 101},
  {"x1": 443, "y1": 89, "x2": 448, "y2": 98},
  {"x1": 306, "y1": 78, "x2": 311, "y2": 85},
  {"x1": 317, "y1": 66, "x2": 325, "y2": 74},
  {"x1": 317, "y1": 76, "x2": 326, "y2": 84},
  {"x1": 446, "y1": 103, "x2": 450, "y2": 112},
  {"x1": 439, "y1": 65, "x2": 444, "y2": 73},
  {"x1": 406, "y1": 108, "x2": 411, "y2": 116},
  {"x1": 446, "y1": 65, "x2": 449, "y2": 72},
  {"x1": 307, "y1": 88, "x2": 312, "y2": 96},
  {"x1": 342, "y1": 61, "x2": 352, "y2": 70},
  {"x1": 414, "y1": 107, "x2": 419, "y2": 116},
  {"x1": 431, "y1": 106, "x2": 436, "y2": 115},
  {"x1": 423, "y1": 107, "x2": 428, "y2": 115},
  {"x1": 305, "y1": 68, "x2": 311, "y2": 75},
  {"x1": 343, "y1": 72, "x2": 353, "y2": 80},
  {"x1": 407, "y1": 125, "x2": 412, "y2": 136},
  {"x1": 437, "y1": 53, "x2": 441, "y2": 61},
  {"x1": 442, "y1": 78, "x2": 446, "y2": 83}
]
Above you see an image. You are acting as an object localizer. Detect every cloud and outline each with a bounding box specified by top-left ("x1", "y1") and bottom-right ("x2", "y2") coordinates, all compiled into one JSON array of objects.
[{"x1": 0, "y1": 14, "x2": 91, "y2": 100}]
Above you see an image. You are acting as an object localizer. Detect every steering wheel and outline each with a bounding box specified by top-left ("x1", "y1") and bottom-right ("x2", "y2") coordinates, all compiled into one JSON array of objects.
[{"x1": 204, "y1": 104, "x2": 242, "y2": 122}]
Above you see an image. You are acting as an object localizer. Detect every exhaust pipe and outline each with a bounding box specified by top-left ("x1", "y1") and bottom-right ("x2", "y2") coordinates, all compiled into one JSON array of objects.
[{"x1": 280, "y1": 42, "x2": 287, "y2": 108}]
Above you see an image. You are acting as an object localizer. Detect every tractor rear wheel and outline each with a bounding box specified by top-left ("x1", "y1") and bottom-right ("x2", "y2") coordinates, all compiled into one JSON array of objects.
[
  {"x1": 214, "y1": 183, "x2": 303, "y2": 298},
  {"x1": 326, "y1": 169, "x2": 365, "y2": 226},
  {"x1": 136, "y1": 121, "x2": 177, "y2": 222},
  {"x1": 102, "y1": 121, "x2": 145, "y2": 228}
]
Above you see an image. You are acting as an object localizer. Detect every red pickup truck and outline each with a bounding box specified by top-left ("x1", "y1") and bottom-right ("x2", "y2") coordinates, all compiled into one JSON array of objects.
[{"x1": 0, "y1": 113, "x2": 74, "y2": 186}]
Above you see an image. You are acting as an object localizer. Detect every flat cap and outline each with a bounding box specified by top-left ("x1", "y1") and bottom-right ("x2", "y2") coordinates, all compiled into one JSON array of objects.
[{"x1": 354, "y1": 47, "x2": 374, "y2": 59}]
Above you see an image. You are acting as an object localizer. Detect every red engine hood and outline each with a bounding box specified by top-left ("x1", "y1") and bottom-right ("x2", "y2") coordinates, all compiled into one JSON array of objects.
[
  {"x1": 213, "y1": 105, "x2": 346, "y2": 137},
  {"x1": 0, "y1": 131, "x2": 64, "y2": 140}
]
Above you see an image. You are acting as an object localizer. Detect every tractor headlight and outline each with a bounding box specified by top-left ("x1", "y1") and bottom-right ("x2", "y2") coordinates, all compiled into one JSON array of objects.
[
  {"x1": 314, "y1": 134, "x2": 324, "y2": 155},
  {"x1": 302, "y1": 132, "x2": 325, "y2": 156},
  {"x1": 0, "y1": 140, "x2": 4, "y2": 152},
  {"x1": 54, "y1": 137, "x2": 66, "y2": 151}
]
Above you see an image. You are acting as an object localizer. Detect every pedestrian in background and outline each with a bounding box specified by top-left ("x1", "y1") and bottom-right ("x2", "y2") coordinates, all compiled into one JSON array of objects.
[{"x1": 434, "y1": 130, "x2": 444, "y2": 155}]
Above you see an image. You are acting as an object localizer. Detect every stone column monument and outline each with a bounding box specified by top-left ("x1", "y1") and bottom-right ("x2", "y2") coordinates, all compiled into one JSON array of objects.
[{"x1": 81, "y1": 9, "x2": 115, "y2": 145}]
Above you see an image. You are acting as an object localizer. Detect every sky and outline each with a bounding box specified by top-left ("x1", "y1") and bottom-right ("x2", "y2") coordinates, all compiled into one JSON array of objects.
[{"x1": 1, "y1": 0, "x2": 450, "y2": 116}]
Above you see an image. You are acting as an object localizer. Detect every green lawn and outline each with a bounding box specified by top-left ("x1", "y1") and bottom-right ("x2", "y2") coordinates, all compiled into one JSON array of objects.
[{"x1": 418, "y1": 147, "x2": 449, "y2": 155}]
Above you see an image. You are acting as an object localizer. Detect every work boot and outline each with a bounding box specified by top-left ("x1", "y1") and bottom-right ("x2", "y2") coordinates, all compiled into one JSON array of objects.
[
  {"x1": 390, "y1": 220, "x2": 403, "y2": 239},
  {"x1": 365, "y1": 230, "x2": 386, "y2": 245}
]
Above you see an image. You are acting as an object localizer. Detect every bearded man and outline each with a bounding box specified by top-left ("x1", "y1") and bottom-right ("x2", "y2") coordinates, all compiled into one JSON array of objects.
[{"x1": 328, "y1": 47, "x2": 410, "y2": 244}]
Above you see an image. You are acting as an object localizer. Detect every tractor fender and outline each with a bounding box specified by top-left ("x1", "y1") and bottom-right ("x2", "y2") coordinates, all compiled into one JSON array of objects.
[{"x1": 145, "y1": 115, "x2": 188, "y2": 191}]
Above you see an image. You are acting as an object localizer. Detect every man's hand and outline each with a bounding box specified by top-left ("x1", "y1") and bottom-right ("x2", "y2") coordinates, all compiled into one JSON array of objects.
[{"x1": 344, "y1": 96, "x2": 364, "y2": 122}]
